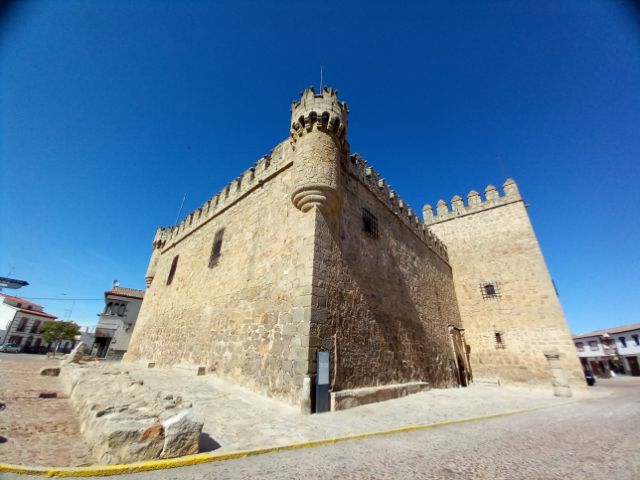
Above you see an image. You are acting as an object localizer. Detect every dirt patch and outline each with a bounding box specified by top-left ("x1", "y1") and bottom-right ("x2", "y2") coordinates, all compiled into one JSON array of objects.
[{"x1": 0, "y1": 354, "x2": 93, "y2": 467}]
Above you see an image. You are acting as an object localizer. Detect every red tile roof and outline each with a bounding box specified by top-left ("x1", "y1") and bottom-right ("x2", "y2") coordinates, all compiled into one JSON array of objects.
[
  {"x1": 0, "y1": 294, "x2": 43, "y2": 309},
  {"x1": 18, "y1": 308, "x2": 57, "y2": 319},
  {"x1": 573, "y1": 323, "x2": 640, "y2": 339},
  {"x1": 106, "y1": 286, "x2": 145, "y2": 300}
]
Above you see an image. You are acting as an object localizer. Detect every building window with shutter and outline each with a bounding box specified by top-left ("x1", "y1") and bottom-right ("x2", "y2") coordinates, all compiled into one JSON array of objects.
[{"x1": 17, "y1": 318, "x2": 28, "y2": 332}]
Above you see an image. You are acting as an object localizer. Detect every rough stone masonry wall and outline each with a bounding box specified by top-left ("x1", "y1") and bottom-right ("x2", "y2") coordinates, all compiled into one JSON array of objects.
[
  {"x1": 427, "y1": 189, "x2": 586, "y2": 390},
  {"x1": 309, "y1": 167, "x2": 461, "y2": 393},
  {"x1": 125, "y1": 142, "x2": 317, "y2": 407}
]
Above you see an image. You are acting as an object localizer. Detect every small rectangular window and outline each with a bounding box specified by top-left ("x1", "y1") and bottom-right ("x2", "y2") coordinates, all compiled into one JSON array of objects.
[
  {"x1": 362, "y1": 208, "x2": 379, "y2": 239},
  {"x1": 575, "y1": 342, "x2": 584, "y2": 352},
  {"x1": 494, "y1": 331, "x2": 505, "y2": 349},
  {"x1": 209, "y1": 228, "x2": 225, "y2": 268},
  {"x1": 588, "y1": 340, "x2": 598, "y2": 351},
  {"x1": 17, "y1": 318, "x2": 28, "y2": 332},
  {"x1": 633, "y1": 334, "x2": 639, "y2": 346},
  {"x1": 167, "y1": 255, "x2": 179, "y2": 286},
  {"x1": 480, "y1": 282, "x2": 501, "y2": 300},
  {"x1": 619, "y1": 337, "x2": 627, "y2": 348}
]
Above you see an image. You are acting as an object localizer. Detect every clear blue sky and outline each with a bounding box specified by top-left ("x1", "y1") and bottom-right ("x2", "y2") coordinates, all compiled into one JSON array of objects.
[{"x1": 1, "y1": 1, "x2": 638, "y2": 333}]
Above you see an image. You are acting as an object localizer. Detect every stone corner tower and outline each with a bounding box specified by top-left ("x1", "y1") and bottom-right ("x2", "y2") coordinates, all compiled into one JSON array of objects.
[
  {"x1": 424, "y1": 178, "x2": 586, "y2": 393},
  {"x1": 289, "y1": 87, "x2": 349, "y2": 214}
]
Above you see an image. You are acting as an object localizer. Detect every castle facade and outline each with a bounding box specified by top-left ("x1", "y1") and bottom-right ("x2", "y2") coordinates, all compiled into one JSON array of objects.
[{"x1": 124, "y1": 88, "x2": 584, "y2": 411}]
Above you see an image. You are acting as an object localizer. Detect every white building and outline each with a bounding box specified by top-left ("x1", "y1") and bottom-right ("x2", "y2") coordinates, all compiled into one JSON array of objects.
[
  {"x1": 611, "y1": 324, "x2": 640, "y2": 376},
  {"x1": 573, "y1": 323, "x2": 640, "y2": 377},
  {"x1": 0, "y1": 293, "x2": 59, "y2": 352},
  {"x1": 77, "y1": 325, "x2": 96, "y2": 350},
  {"x1": 92, "y1": 284, "x2": 145, "y2": 360}
]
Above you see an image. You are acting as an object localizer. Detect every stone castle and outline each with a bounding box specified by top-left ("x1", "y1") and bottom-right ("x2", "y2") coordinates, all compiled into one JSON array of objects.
[{"x1": 124, "y1": 87, "x2": 585, "y2": 412}]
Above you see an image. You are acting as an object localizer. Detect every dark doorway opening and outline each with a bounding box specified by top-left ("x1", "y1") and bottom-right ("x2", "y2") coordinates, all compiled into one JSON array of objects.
[{"x1": 94, "y1": 337, "x2": 112, "y2": 358}]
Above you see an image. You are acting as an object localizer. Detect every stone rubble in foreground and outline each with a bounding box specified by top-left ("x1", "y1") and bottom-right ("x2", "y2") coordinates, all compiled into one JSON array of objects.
[{"x1": 60, "y1": 360, "x2": 204, "y2": 464}]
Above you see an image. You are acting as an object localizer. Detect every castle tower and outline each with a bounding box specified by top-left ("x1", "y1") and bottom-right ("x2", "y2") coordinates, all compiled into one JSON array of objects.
[
  {"x1": 289, "y1": 87, "x2": 348, "y2": 213},
  {"x1": 144, "y1": 227, "x2": 167, "y2": 287},
  {"x1": 424, "y1": 179, "x2": 585, "y2": 393},
  {"x1": 126, "y1": 86, "x2": 467, "y2": 413}
]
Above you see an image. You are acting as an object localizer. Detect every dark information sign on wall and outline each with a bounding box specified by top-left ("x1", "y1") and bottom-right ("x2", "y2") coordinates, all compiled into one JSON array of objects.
[{"x1": 316, "y1": 351, "x2": 330, "y2": 413}]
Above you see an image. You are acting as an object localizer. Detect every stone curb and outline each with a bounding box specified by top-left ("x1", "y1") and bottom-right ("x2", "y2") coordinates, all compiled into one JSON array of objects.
[{"x1": 0, "y1": 392, "x2": 610, "y2": 478}]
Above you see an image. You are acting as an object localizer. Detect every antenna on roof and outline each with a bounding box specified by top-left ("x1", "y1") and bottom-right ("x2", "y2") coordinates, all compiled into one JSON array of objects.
[
  {"x1": 320, "y1": 65, "x2": 324, "y2": 92},
  {"x1": 175, "y1": 193, "x2": 187, "y2": 225}
]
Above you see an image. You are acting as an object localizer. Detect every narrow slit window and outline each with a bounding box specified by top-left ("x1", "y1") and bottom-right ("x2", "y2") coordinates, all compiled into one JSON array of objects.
[
  {"x1": 209, "y1": 229, "x2": 225, "y2": 268},
  {"x1": 362, "y1": 208, "x2": 379, "y2": 239},
  {"x1": 167, "y1": 255, "x2": 179, "y2": 285},
  {"x1": 494, "y1": 331, "x2": 505, "y2": 349}
]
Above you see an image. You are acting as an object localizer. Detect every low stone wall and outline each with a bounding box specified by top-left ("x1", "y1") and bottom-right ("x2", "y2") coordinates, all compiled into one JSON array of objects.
[
  {"x1": 330, "y1": 382, "x2": 429, "y2": 411},
  {"x1": 60, "y1": 363, "x2": 204, "y2": 464}
]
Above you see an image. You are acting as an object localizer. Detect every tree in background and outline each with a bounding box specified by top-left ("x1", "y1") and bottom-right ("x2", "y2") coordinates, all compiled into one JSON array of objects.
[{"x1": 39, "y1": 320, "x2": 79, "y2": 356}]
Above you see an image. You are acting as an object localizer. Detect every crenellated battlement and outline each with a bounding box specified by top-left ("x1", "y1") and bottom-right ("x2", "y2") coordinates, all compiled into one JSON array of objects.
[
  {"x1": 346, "y1": 153, "x2": 449, "y2": 262},
  {"x1": 151, "y1": 226, "x2": 168, "y2": 249},
  {"x1": 290, "y1": 87, "x2": 349, "y2": 151},
  {"x1": 423, "y1": 178, "x2": 522, "y2": 225},
  {"x1": 152, "y1": 141, "x2": 292, "y2": 251}
]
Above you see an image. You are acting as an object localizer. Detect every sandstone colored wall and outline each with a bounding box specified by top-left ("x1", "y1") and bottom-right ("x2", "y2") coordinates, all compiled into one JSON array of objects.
[
  {"x1": 125, "y1": 142, "x2": 317, "y2": 406},
  {"x1": 307, "y1": 160, "x2": 462, "y2": 393},
  {"x1": 426, "y1": 184, "x2": 585, "y2": 391}
]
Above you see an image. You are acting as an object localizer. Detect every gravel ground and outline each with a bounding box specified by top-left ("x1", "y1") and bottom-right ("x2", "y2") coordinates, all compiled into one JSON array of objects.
[
  {"x1": 0, "y1": 354, "x2": 92, "y2": 467},
  {"x1": 54, "y1": 376, "x2": 640, "y2": 480}
]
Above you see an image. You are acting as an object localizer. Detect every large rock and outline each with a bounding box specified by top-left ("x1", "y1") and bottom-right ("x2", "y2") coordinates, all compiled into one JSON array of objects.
[
  {"x1": 60, "y1": 363, "x2": 204, "y2": 464},
  {"x1": 161, "y1": 408, "x2": 204, "y2": 458},
  {"x1": 93, "y1": 419, "x2": 165, "y2": 464}
]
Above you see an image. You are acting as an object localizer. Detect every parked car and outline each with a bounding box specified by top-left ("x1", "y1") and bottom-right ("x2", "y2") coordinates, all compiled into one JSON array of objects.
[
  {"x1": 584, "y1": 370, "x2": 596, "y2": 386},
  {"x1": 0, "y1": 343, "x2": 21, "y2": 353}
]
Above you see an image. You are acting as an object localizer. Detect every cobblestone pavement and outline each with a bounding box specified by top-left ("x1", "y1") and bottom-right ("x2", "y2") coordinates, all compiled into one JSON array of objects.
[
  {"x1": 0, "y1": 355, "x2": 607, "y2": 471},
  {"x1": 61, "y1": 376, "x2": 640, "y2": 480},
  {"x1": 0, "y1": 354, "x2": 92, "y2": 467},
  {"x1": 128, "y1": 362, "x2": 602, "y2": 452}
]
